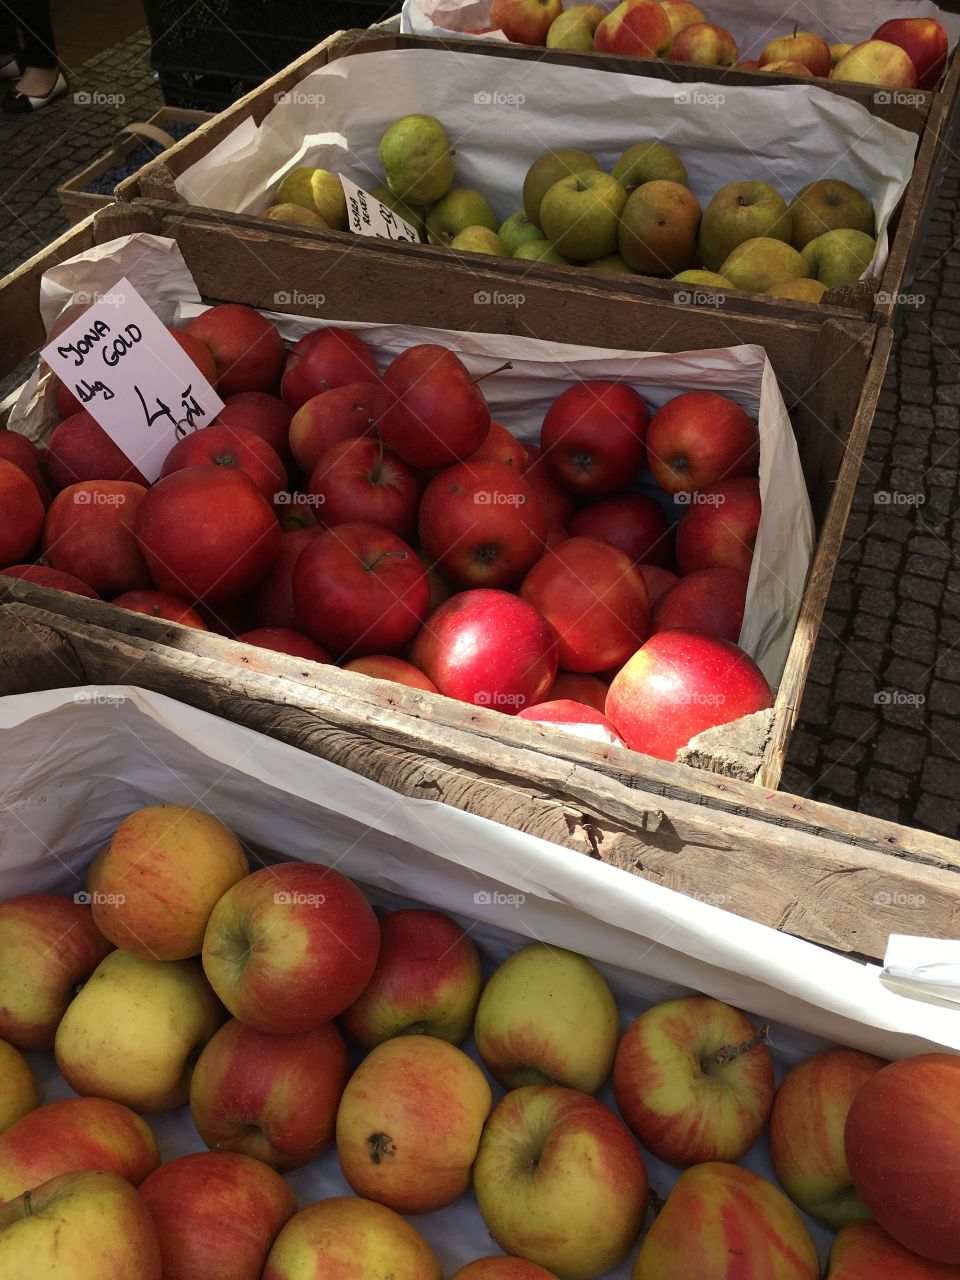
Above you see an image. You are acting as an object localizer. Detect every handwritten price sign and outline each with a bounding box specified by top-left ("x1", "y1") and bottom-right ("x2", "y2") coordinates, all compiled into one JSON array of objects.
[
  {"x1": 340, "y1": 176, "x2": 420, "y2": 243},
  {"x1": 41, "y1": 279, "x2": 224, "y2": 482}
]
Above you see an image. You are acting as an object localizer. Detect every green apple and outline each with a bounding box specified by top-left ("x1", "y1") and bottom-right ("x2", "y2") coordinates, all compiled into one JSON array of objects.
[
  {"x1": 789, "y1": 179, "x2": 875, "y2": 250},
  {"x1": 719, "y1": 237, "x2": 807, "y2": 291},
  {"x1": 523, "y1": 148, "x2": 602, "y2": 226},
  {"x1": 619, "y1": 180, "x2": 701, "y2": 275},
  {"x1": 801, "y1": 228, "x2": 876, "y2": 287},
  {"x1": 263, "y1": 203, "x2": 330, "y2": 229},
  {"x1": 474, "y1": 943, "x2": 619, "y2": 1092},
  {"x1": 513, "y1": 240, "x2": 571, "y2": 264},
  {"x1": 699, "y1": 180, "x2": 792, "y2": 272},
  {"x1": 499, "y1": 209, "x2": 544, "y2": 254},
  {"x1": 0, "y1": 1040, "x2": 37, "y2": 1135},
  {"x1": 371, "y1": 185, "x2": 427, "y2": 240},
  {"x1": 426, "y1": 188, "x2": 497, "y2": 245},
  {"x1": 612, "y1": 141, "x2": 688, "y2": 191},
  {"x1": 674, "y1": 269, "x2": 734, "y2": 287},
  {"x1": 449, "y1": 226, "x2": 508, "y2": 255},
  {"x1": 540, "y1": 171, "x2": 628, "y2": 260},
  {"x1": 379, "y1": 114, "x2": 454, "y2": 205},
  {"x1": 274, "y1": 167, "x2": 347, "y2": 229},
  {"x1": 55, "y1": 950, "x2": 223, "y2": 1112},
  {"x1": 547, "y1": 3, "x2": 605, "y2": 48},
  {"x1": 586, "y1": 253, "x2": 635, "y2": 272},
  {"x1": 767, "y1": 277, "x2": 827, "y2": 301}
]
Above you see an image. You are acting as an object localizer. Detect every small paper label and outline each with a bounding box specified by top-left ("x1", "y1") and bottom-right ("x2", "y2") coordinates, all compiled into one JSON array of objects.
[
  {"x1": 341, "y1": 176, "x2": 420, "y2": 243},
  {"x1": 41, "y1": 279, "x2": 224, "y2": 483}
]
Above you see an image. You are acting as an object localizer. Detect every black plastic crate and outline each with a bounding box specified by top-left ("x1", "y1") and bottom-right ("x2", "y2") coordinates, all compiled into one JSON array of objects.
[{"x1": 144, "y1": 0, "x2": 402, "y2": 109}]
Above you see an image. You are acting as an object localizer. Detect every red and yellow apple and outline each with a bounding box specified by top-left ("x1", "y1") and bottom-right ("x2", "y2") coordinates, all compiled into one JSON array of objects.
[
  {"x1": 761, "y1": 26, "x2": 832, "y2": 77},
  {"x1": 0, "y1": 1041, "x2": 37, "y2": 1135},
  {"x1": 832, "y1": 39, "x2": 918, "y2": 89},
  {"x1": 492, "y1": 0, "x2": 564, "y2": 45},
  {"x1": 670, "y1": 21, "x2": 738, "y2": 66},
  {"x1": 594, "y1": 1, "x2": 673, "y2": 57},
  {"x1": 262, "y1": 1197, "x2": 442, "y2": 1280},
  {"x1": 827, "y1": 1220, "x2": 960, "y2": 1279},
  {"x1": 452, "y1": 1261, "x2": 558, "y2": 1280},
  {"x1": 874, "y1": 18, "x2": 947, "y2": 89}
]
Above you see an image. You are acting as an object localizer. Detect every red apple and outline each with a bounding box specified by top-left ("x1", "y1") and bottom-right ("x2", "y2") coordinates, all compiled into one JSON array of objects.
[
  {"x1": 46, "y1": 411, "x2": 147, "y2": 489},
  {"x1": 761, "y1": 26, "x2": 832, "y2": 77},
  {"x1": 540, "y1": 382, "x2": 649, "y2": 497},
  {"x1": 55, "y1": 378, "x2": 82, "y2": 418},
  {"x1": 568, "y1": 492, "x2": 672, "y2": 566},
  {"x1": 614, "y1": 994, "x2": 774, "y2": 1166},
  {"x1": 523, "y1": 444, "x2": 581, "y2": 525},
  {"x1": 669, "y1": 21, "x2": 739, "y2": 65},
  {"x1": 411, "y1": 589, "x2": 558, "y2": 713},
  {"x1": 652, "y1": 566, "x2": 748, "y2": 641},
  {"x1": 547, "y1": 670, "x2": 609, "y2": 710},
  {"x1": 737, "y1": 58, "x2": 761, "y2": 70},
  {"x1": 770, "y1": 1048, "x2": 887, "y2": 1229},
  {"x1": 0, "y1": 432, "x2": 52, "y2": 506},
  {"x1": 342, "y1": 908, "x2": 483, "y2": 1048},
  {"x1": 196, "y1": 596, "x2": 249, "y2": 637},
  {"x1": 518, "y1": 698, "x2": 626, "y2": 745},
  {"x1": 289, "y1": 380, "x2": 391, "y2": 474},
  {"x1": 170, "y1": 327, "x2": 219, "y2": 388},
  {"x1": 245, "y1": 527, "x2": 320, "y2": 630},
  {"x1": 293, "y1": 522, "x2": 430, "y2": 658},
  {"x1": 214, "y1": 391, "x2": 293, "y2": 467},
  {"x1": 202, "y1": 861, "x2": 380, "y2": 1033},
  {"x1": 675, "y1": 477, "x2": 761, "y2": 575},
  {"x1": 827, "y1": 1221, "x2": 960, "y2": 1279},
  {"x1": 236, "y1": 626, "x2": 331, "y2": 662},
  {"x1": 646, "y1": 391, "x2": 758, "y2": 494},
  {"x1": 112, "y1": 589, "x2": 208, "y2": 627},
  {"x1": 189, "y1": 1019, "x2": 349, "y2": 1169},
  {"x1": 379, "y1": 345, "x2": 491, "y2": 468},
  {"x1": 344, "y1": 654, "x2": 439, "y2": 692},
  {"x1": 874, "y1": 18, "x2": 948, "y2": 90},
  {"x1": 185, "y1": 305, "x2": 284, "y2": 395},
  {"x1": 161, "y1": 424, "x2": 286, "y2": 502},
  {"x1": 845, "y1": 1053, "x2": 960, "y2": 1265},
  {"x1": 419, "y1": 460, "x2": 547, "y2": 589},
  {"x1": 0, "y1": 894, "x2": 112, "y2": 1050},
  {"x1": 42, "y1": 480, "x2": 150, "y2": 597},
  {"x1": 594, "y1": 0, "x2": 673, "y2": 56},
  {"x1": 833, "y1": 39, "x2": 919, "y2": 89},
  {"x1": 521, "y1": 536, "x2": 649, "y2": 672},
  {"x1": 606, "y1": 629, "x2": 773, "y2": 758},
  {"x1": 0, "y1": 460, "x2": 44, "y2": 565},
  {"x1": 638, "y1": 562, "x2": 679, "y2": 604},
  {"x1": 139, "y1": 1151, "x2": 295, "y2": 1280},
  {"x1": 262, "y1": 1197, "x2": 441, "y2": 1279},
  {"x1": 1, "y1": 563, "x2": 100, "y2": 599},
  {"x1": 308, "y1": 436, "x2": 421, "y2": 539},
  {"x1": 281, "y1": 327, "x2": 379, "y2": 408},
  {"x1": 491, "y1": 0, "x2": 563, "y2": 45},
  {"x1": 760, "y1": 59, "x2": 814, "y2": 76},
  {"x1": 135, "y1": 466, "x2": 281, "y2": 603},
  {"x1": 451, "y1": 1261, "x2": 558, "y2": 1280},
  {"x1": 466, "y1": 421, "x2": 527, "y2": 470}
]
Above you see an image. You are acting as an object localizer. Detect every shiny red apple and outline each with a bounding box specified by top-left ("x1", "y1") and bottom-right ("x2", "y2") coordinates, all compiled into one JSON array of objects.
[
  {"x1": 646, "y1": 391, "x2": 758, "y2": 495},
  {"x1": 281, "y1": 328, "x2": 379, "y2": 409},
  {"x1": 675, "y1": 477, "x2": 761, "y2": 575},
  {"x1": 379, "y1": 345, "x2": 492, "y2": 468},
  {"x1": 308, "y1": 436, "x2": 421, "y2": 539},
  {"x1": 539, "y1": 381, "x2": 649, "y2": 497}
]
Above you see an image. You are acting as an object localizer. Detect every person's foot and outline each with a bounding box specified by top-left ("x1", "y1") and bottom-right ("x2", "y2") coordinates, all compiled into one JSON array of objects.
[
  {"x1": 15, "y1": 66, "x2": 60, "y2": 97},
  {"x1": 2, "y1": 67, "x2": 67, "y2": 113}
]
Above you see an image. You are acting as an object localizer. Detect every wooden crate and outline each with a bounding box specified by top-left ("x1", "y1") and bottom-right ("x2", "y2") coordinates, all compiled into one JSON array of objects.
[{"x1": 113, "y1": 27, "x2": 960, "y2": 327}]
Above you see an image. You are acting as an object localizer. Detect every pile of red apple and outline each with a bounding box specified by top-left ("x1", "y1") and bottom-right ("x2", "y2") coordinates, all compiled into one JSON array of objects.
[
  {"x1": 0, "y1": 301, "x2": 777, "y2": 762},
  {"x1": 1, "y1": 801, "x2": 959, "y2": 1279},
  {"x1": 490, "y1": 0, "x2": 949, "y2": 92}
]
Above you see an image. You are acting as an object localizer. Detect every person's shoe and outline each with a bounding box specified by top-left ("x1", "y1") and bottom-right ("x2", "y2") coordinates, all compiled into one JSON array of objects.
[
  {"x1": 3, "y1": 69, "x2": 67, "y2": 114},
  {"x1": 0, "y1": 56, "x2": 19, "y2": 80}
]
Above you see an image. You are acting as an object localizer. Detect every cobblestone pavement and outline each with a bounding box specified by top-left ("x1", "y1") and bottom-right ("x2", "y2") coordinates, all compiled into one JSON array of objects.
[{"x1": 0, "y1": 31, "x2": 957, "y2": 838}]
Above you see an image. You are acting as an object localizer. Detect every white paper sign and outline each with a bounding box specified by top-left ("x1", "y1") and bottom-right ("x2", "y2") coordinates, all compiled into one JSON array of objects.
[
  {"x1": 341, "y1": 175, "x2": 420, "y2": 243},
  {"x1": 40, "y1": 277, "x2": 224, "y2": 482}
]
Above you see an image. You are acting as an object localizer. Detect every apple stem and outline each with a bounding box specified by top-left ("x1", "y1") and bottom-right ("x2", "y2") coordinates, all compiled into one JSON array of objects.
[
  {"x1": 471, "y1": 360, "x2": 513, "y2": 386},
  {"x1": 713, "y1": 1023, "x2": 770, "y2": 1066},
  {"x1": 793, "y1": 21, "x2": 799, "y2": 36}
]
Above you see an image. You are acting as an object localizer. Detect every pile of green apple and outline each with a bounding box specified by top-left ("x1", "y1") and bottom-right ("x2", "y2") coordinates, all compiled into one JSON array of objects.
[
  {"x1": 273, "y1": 115, "x2": 879, "y2": 301},
  {"x1": 1, "y1": 802, "x2": 959, "y2": 1279}
]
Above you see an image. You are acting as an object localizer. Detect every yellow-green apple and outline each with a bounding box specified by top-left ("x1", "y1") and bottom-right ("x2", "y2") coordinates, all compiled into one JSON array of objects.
[
  {"x1": 139, "y1": 1152, "x2": 296, "y2": 1280},
  {"x1": 673, "y1": 269, "x2": 733, "y2": 288},
  {"x1": 499, "y1": 210, "x2": 544, "y2": 254},
  {"x1": 827, "y1": 1221, "x2": 960, "y2": 1279},
  {"x1": 521, "y1": 538, "x2": 650, "y2": 675},
  {"x1": 55, "y1": 949, "x2": 222, "y2": 1111},
  {"x1": 669, "y1": 21, "x2": 738, "y2": 65},
  {"x1": 874, "y1": 18, "x2": 948, "y2": 90},
  {"x1": 452, "y1": 1260, "x2": 558, "y2": 1279},
  {"x1": 613, "y1": 994, "x2": 774, "y2": 1166},
  {"x1": 845, "y1": 1053, "x2": 960, "y2": 1264},
  {"x1": 275, "y1": 167, "x2": 347, "y2": 229},
  {"x1": 659, "y1": 2, "x2": 705, "y2": 38},
  {"x1": 474, "y1": 1085, "x2": 647, "y2": 1278},
  {"x1": 832, "y1": 40, "x2": 918, "y2": 88},
  {"x1": 619, "y1": 180, "x2": 700, "y2": 274},
  {"x1": 378, "y1": 114, "x2": 454, "y2": 206},
  {"x1": 427, "y1": 189, "x2": 497, "y2": 245},
  {"x1": 802, "y1": 228, "x2": 876, "y2": 287},
  {"x1": 86, "y1": 804, "x2": 248, "y2": 961},
  {"x1": 539, "y1": 172, "x2": 628, "y2": 260},
  {"x1": 264, "y1": 202, "x2": 329, "y2": 229},
  {"x1": 646, "y1": 390, "x2": 758, "y2": 495},
  {"x1": 201, "y1": 861, "x2": 380, "y2": 1033},
  {"x1": 652, "y1": 566, "x2": 748, "y2": 642},
  {"x1": 594, "y1": 1, "x2": 673, "y2": 57},
  {"x1": 770, "y1": 1047, "x2": 887, "y2": 1228},
  {"x1": 0, "y1": 1096, "x2": 158, "y2": 1202},
  {"x1": 262, "y1": 1196, "x2": 442, "y2": 1280},
  {"x1": 612, "y1": 141, "x2": 687, "y2": 191},
  {"x1": 0, "y1": 894, "x2": 111, "y2": 1049},
  {"x1": 0, "y1": 1170, "x2": 162, "y2": 1280},
  {"x1": 342, "y1": 908, "x2": 483, "y2": 1048},
  {"x1": 699, "y1": 180, "x2": 792, "y2": 272},
  {"x1": 675, "y1": 477, "x2": 762, "y2": 574},
  {"x1": 761, "y1": 26, "x2": 832, "y2": 76},
  {"x1": 0, "y1": 1041, "x2": 37, "y2": 1135},
  {"x1": 760, "y1": 60, "x2": 814, "y2": 76},
  {"x1": 190, "y1": 1017, "x2": 348, "y2": 1168},
  {"x1": 523, "y1": 149, "x2": 602, "y2": 227},
  {"x1": 473, "y1": 943, "x2": 619, "y2": 1093},
  {"x1": 336, "y1": 1034, "x2": 491, "y2": 1213},
  {"x1": 720, "y1": 237, "x2": 807, "y2": 291},
  {"x1": 513, "y1": 240, "x2": 572, "y2": 264},
  {"x1": 539, "y1": 380, "x2": 649, "y2": 497},
  {"x1": 491, "y1": 0, "x2": 563, "y2": 44},
  {"x1": 789, "y1": 179, "x2": 875, "y2": 250},
  {"x1": 831, "y1": 43, "x2": 853, "y2": 67},
  {"x1": 370, "y1": 185, "x2": 426, "y2": 240},
  {"x1": 449, "y1": 226, "x2": 508, "y2": 255},
  {"x1": 547, "y1": 4, "x2": 604, "y2": 49},
  {"x1": 632, "y1": 1162, "x2": 820, "y2": 1279},
  {"x1": 767, "y1": 278, "x2": 827, "y2": 301}
]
